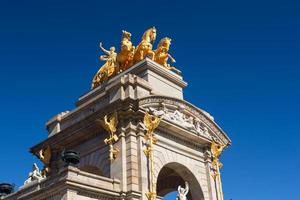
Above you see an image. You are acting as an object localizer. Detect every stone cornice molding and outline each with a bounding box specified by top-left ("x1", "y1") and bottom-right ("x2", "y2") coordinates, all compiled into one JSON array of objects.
[
  {"x1": 5, "y1": 166, "x2": 121, "y2": 200},
  {"x1": 129, "y1": 58, "x2": 187, "y2": 88}
]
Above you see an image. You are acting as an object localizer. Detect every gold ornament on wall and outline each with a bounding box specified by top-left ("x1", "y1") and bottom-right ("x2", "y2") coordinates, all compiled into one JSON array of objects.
[
  {"x1": 211, "y1": 140, "x2": 226, "y2": 200},
  {"x1": 37, "y1": 145, "x2": 51, "y2": 177},
  {"x1": 143, "y1": 112, "x2": 161, "y2": 200},
  {"x1": 98, "y1": 111, "x2": 119, "y2": 161}
]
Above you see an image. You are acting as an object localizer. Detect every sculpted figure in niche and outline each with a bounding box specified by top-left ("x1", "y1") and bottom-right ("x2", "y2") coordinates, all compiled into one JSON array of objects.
[{"x1": 176, "y1": 181, "x2": 189, "y2": 200}]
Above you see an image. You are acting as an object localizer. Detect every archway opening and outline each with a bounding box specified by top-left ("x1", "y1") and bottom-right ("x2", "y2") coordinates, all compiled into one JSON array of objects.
[
  {"x1": 163, "y1": 191, "x2": 177, "y2": 199},
  {"x1": 156, "y1": 162, "x2": 204, "y2": 200}
]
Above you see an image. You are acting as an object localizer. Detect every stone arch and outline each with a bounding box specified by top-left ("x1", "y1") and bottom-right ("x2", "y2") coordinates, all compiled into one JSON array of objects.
[
  {"x1": 78, "y1": 149, "x2": 110, "y2": 177},
  {"x1": 156, "y1": 162, "x2": 204, "y2": 200}
]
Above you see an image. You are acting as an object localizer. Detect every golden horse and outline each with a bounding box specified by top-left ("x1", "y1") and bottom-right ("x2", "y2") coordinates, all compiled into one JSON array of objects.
[
  {"x1": 116, "y1": 30, "x2": 135, "y2": 72},
  {"x1": 133, "y1": 27, "x2": 157, "y2": 63},
  {"x1": 154, "y1": 37, "x2": 181, "y2": 74}
]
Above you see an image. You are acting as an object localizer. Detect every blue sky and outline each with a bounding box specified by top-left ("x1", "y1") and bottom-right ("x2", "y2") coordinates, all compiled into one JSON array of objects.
[{"x1": 0, "y1": 0, "x2": 299, "y2": 199}]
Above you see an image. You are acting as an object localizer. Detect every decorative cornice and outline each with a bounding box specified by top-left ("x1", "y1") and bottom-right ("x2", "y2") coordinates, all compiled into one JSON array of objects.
[{"x1": 129, "y1": 58, "x2": 187, "y2": 88}]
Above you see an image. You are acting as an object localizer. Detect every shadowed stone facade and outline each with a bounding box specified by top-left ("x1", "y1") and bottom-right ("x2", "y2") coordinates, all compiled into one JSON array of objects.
[{"x1": 2, "y1": 58, "x2": 231, "y2": 200}]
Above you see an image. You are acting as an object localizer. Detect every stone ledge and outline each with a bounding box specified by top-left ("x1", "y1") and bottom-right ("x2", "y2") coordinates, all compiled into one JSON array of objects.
[
  {"x1": 2, "y1": 166, "x2": 121, "y2": 200},
  {"x1": 78, "y1": 57, "x2": 187, "y2": 106}
]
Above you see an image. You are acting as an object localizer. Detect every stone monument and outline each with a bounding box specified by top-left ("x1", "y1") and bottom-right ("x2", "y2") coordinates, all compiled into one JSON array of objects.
[{"x1": 1, "y1": 28, "x2": 231, "y2": 200}]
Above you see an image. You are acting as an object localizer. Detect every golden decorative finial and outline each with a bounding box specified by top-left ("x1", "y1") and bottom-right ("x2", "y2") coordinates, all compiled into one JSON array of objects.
[
  {"x1": 154, "y1": 37, "x2": 181, "y2": 74},
  {"x1": 211, "y1": 140, "x2": 226, "y2": 200},
  {"x1": 133, "y1": 27, "x2": 157, "y2": 63},
  {"x1": 98, "y1": 111, "x2": 119, "y2": 161},
  {"x1": 37, "y1": 145, "x2": 51, "y2": 177},
  {"x1": 143, "y1": 112, "x2": 161, "y2": 200},
  {"x1": 117, "y1": 30, "x2": 135, "y2": 72},
  {"x1": 92, "y1": 42, "x2": 118, "y2": 89}
]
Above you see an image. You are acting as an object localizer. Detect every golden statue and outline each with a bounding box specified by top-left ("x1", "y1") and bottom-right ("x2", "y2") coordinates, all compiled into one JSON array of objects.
[
  {"x1": 37, "y1": 145, "x2": 51, "y2": 177},
  {"x1": 92, "y1": 42, "x2": 118, "y2": 89},
  {"x1": 117, "y1": 30, "x2": 135, "y2": 72},
  {"x1": 133, "y1": 27, "x2": 157, "y2": 63},
  {"x1": 98, "y1": 112, "x2": 119, "y2": 160},
  {"x1": 211, "y1": 140, "x2": 225, "y2": 160},
  {"x1": 143, "y1": 112, "x2": 161, "y2": 200},
  {"x1": 154, "y1": 37, "x2": 181, "y2": 74},
  {"x1": 211, "y1": 140, "x2": 226, "y2": 200},
  {"x1": 90, "y1": 27, "x2": 183, "y2": 89},
  {"x1": 143, "y1": 112, "x2": 161, "y2": 136}
]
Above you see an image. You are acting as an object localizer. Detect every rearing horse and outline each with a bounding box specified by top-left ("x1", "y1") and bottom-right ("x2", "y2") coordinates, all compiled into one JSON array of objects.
[
  {"x1": 117, "y1": 30, "x2": 135, "y2": 72},
  {"x1": 133, "y1": 27, "x2": 157, "y2": 63}
]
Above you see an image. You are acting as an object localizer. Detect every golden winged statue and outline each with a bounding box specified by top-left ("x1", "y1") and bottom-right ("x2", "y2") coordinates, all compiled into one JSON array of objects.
[
  {"x1": 37, "y1": 145, "x2": 51, "y2": 177},
  {"x1": 211, "y1": 140, "x2": 226, "y2": 200},
  {"x1": 143, "y1": 112, "x2": 161, "y2": 135},
  {"x1": 143, "y1": 112, "x2": 161, "y2": 200},
  {"x1": 100, "y1": 111, "x2": 118, "y2": 134},
  {"x1": 211, "y1": 140, "x2": 225, "y2": 159},
  {"x1": 211, "y1": 140, "x2": 226, "y2": 175},
  {"x1": 143, "y1": 112, "x2": 161, "y2": 156},
  {"x1": 98, "y1": 112, "x2": 119, "y2": 160}
]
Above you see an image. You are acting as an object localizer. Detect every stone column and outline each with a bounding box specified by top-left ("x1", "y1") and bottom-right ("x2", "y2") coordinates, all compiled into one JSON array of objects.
[
  {"x1": 110, "y1": 130, "x2": 127, "y2": 195},
  {"x1": 204, "y1": 147, "x2": 218, "y2": 200},
  {"x1": 124, "y1": 123, "x2": 141, "y2": 199},
  {"x1": 136, "y1": 124, "x2": 149, "y2": 200}
]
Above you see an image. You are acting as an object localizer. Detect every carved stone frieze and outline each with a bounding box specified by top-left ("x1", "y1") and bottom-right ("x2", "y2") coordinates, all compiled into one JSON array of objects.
[{"x1": 139, "y1": 96, "x2": 231, "y2": 145}]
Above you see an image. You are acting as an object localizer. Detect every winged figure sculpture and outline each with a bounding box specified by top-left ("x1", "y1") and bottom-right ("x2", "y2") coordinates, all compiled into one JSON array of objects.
[
  {"x1": 143, "y1": 112, "x2": 161, "y2": 134},
  {"x1": 38, "y1": 146, "x2": 51, "y2": 166},
  {"x1": 100, "y1": 111, "x2": 118, "y2": 134},
  {"x1": 211, "y1": 141, "x2": 225, "y2": 159}
]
